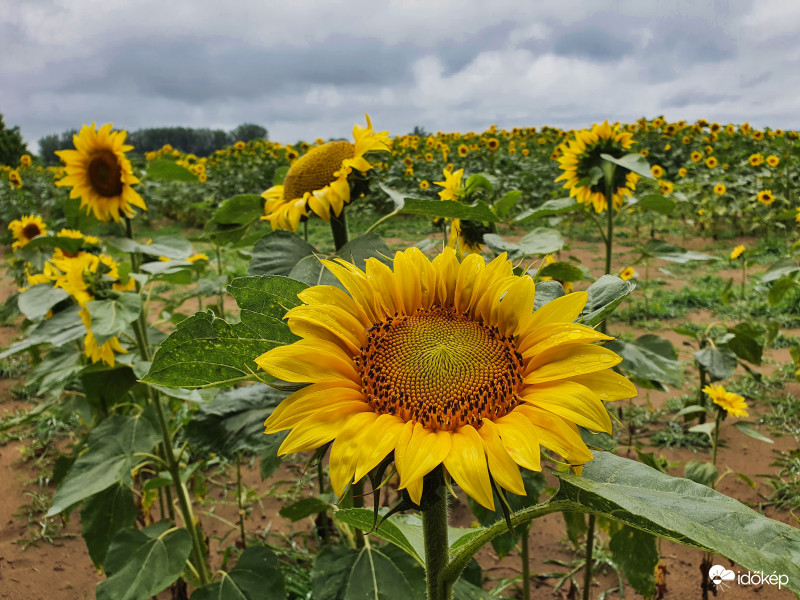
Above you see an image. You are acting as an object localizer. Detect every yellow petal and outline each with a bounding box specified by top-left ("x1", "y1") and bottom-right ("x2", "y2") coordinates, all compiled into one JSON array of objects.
[
  {"x1": 521, "y1": 291, "x2": 588, "y2": 332},
  {"x1": 515, "y1": 405, "x2": 593, "y2": 464},
  {"x1": 432, "y1": 247, "x2": 459, "y2": 306},
  {"x1": 265, "y1": 381, "x2": 364, "y2": 432},
  {"x1": 255, "y1": 339, "x2": 361, "y2": 384},
  {"x1": 524, "y1": 345, "x2": 622, "y2": 383},
  {"x1": 492, "y1": 412, "x2": 541, "y2": 471},
  {"x1": 329, "y1": 412, "x2": 379, "y2": 497},
  {"x1": 444, "y1": 425, "x2": 494, "y2": 510},
  {"x1": 365, "y1": 257, "x2": 403, "y2": 317},
  {"x1": 406, "y1": 476, "x2": 424, "y2": 505},
  {"x1": 521, "y1": 381, "x2": 612, "y2": 433},
  {"x1": 454, "y1": 253, "x2": 485, "y2": 313},
  {"x1": 477, "y1": 421, "x2": 525, "y2": 495},
  {"x1": 570, "y1": 370, "x2": 638, "y2": 402},
  {"x1": 395, "y1": 423, "x2": 451, "y2": 488},
  {"x1": 286, "y1": 304, "x2": 366, "y2": 355},
  {"x1": 496, "y1": 276, "x2": 536, "y2": 337},
  {"x1": 278, "y1": 414, "x2": 350, "y2": 455},
  {"x1": 392, "y1": 250, "x2": 422, "y2": 314},
  {"x1": 353, "y1": 414, "x2": 406, "y2": 481},
  {"x1": 298, "y1": 285, "x2": 371, "y2": 327},
  {"x1": 517, "y1": 322, "x2": 612, "y2": 357}
]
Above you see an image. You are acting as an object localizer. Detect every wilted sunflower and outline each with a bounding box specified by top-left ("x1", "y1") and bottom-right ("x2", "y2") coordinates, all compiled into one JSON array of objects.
[
  {"x1": 55, "y1": 123, "x2": 146, "y2": 222},
  {"x1": 555, "y1": 121, "x2": 639, "y2": 213},
  {"x1": 258, "y1": 248, "x2": 635, "y2": 509},
  {"x1": 261, "y1": 115, "x2": 391, "y2": 231},
  {"x1": 757, "y1": 190, "x2": 775, "y2": 205},
  {"x1": 9, "y1": 214, "x2": 47, "y2": 250}
]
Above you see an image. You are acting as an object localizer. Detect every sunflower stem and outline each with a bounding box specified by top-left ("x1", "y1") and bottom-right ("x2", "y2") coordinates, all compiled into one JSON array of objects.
[
  {"x1": 352, "y1": 478, "x2": 365, "y2": 548},
  {"x1": 711, "y1": 408, "x2": 723, "y2": 470},
  {"x1": 520, "y1": 524, "x2": 531, "y2": 600},
  {"x1": 236, "y1": 452, "x2": 247, "y2": 549},
  {"x1": 330, "y1": 206, "x2": 349, "y2": 251},
  {"x1": 215, "y1": 245, "x2": 225, "y2": 319},
  {"x1": 423, "y1": 468, "x2": 450, "y2": 600},
  {"x1": 582, "y1": 513, "x2": 596, "y2": 600}
]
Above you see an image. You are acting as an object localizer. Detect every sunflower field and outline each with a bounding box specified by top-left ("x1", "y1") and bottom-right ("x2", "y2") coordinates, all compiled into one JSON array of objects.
[{"x1": 1, "y1": 116, "x2": 799, "y2": 600}]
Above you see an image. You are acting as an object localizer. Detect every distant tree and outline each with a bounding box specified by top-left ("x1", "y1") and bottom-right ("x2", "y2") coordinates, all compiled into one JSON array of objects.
[
  {"x1": 232, "y1": 123, "x2": 268, "y2": 142},
  {"x1": 412, "y1": 125, "x2": 429, "y2": 138},
  {"x1": 0, "y1": 114, "x2": 29, "y2": 166},
  {"x1": 38, "y1": 128, "x2": 78, "y2": 164}
]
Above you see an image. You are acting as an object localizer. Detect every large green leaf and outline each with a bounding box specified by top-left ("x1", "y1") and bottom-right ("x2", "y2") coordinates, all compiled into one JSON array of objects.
[
  {"x1": 400, "y1": 198, "x2": 499, "y2": 222},
  {"x1": 514, "y1": 197, "x2": 579, "y2": 223},
  {"x1": 640, "y1": 239, "x2": 715, "y2": 263},
  {"x1": 287, "y1": 233, "x2": 392, "y2": 288},
  {"x1": 532, "y1": 280, "x2": 566, "y2": 311},
  {"x1": 96, "y1": 521, "x2": 193, "y2": 600},
  {"x1": 580, "y1": 275, "x2": 635, "y2": 327},
  {"x1": 48, "y1": 413, "x2": 160, "y2": 516},
  {"x1": 608, "y1": 525, "x2": 658, "y2": 597},
  {"x1": 484, "y1": 229, "x2": 563, "y2": 259},
  {"x1": 142, "y1": 276, "x2": 306, "y2": 389},
  {"x1": 146, "y1": 159, "x2": 198, "y2": 182},
  {"x1": 0, "y1": 304, "x2": 86, "y2": 359},
  {"x1": 556, "y1": 452, "x2": 800, "y2": 593},
  {"x1": 606, "y1": 334, "x2": 683, "y2": 388},
  {"x1": 81, "y1": 484, "x2": 138, "y2": 568},
  {"x1": 185, "y1": 383, "x2": 288, "y2": 455},
  {"x1": 17, "y1": 284, "x2": 69, "y2": 321},
  {"x1": 212, "y1": 194, "x2": 264, "y2": 225},
  {"x1": 86, "y1": 293, "x2": 142, "y2": 345},
  {"x1": 600, "y1": 152, "x2": 655, "y2": 179},
  {"x1": 694, "y1": 347, "x2": 738, "y2": 381},
  {"x1": 80, "y1": 363, "x2": 138, "y2": 408},
  {"x1": 538, "y1": 262, "x2": 584, "y2": 282},
  {"x1": 636, "y1": 194, "x2": 675, "y2": 215},
  {"x1": 725, "y1": 322, "x2": 763, "y2": 365},
  {"x1": 248, "y1": 230, "x2": 316, "y2": 276},
  {"x1": 108, "y1": 235, "x2": 193, "y2": 259},
  {"x1": 493, "y1": 190, "x2": 521, "y2": 219},
  {"x1": 191, "y1": 546, "x2": 286, "y2": 600}
]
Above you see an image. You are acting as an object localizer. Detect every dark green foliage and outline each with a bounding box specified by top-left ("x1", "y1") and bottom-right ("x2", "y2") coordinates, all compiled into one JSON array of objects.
[{"x1": 0, "y1": 114, "x2": 29, "y2": 166}]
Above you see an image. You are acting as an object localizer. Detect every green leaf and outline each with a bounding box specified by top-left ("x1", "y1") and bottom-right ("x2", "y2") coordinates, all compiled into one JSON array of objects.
[
  {"x1": 48, "y1": 413, "x2": 160, "y2": 516},
  {"x1": 606, "y1": 335, "x2": 683, "y2": 388},
  {"x1": 273, "y1": 166, "x2": 289, "y2": 186},
  {"x1": 514, "y1": 197, "x2": 579, "y2": 223},
  {"x1": 185, "y1": 383, "x2": 288, "y2": 455},
  {"x1": 517, "y1": 227, "x2": 564, "y2": 255},
  {"x1": 377, "y1": 182, "x2": 408, "y2": 210},
  {"x1": 96, "y1": 522, "x2": 193, "y2": 600},
  {"x1": 600, "y1": 152, "x2": 656, "y2": 179},
  {"x1": 538, "y1": 262, "x2": 584, "y2": 282},
  {"x1": 80, "y1": 363, "x2": 138, "y2": 407},
  {"x1": 694, "y1": 347, "x2": 738, "y2": 381},
  {"x1": 212, "y1": 194, "x2": 264, "y2": 225},
  {"x1": 146, "y1": 159, "x2": 198, "y2": 182},
  {"x1": 191, "y1": 545, "x2": 286, "y2": 600},
  {"x1": 108, "y1": 235, "x2": 193, "y2": 259},
  {"x1": 81, "y1": 484, "x2": 138, "y2": 568},
  {"x1": 23, "y1": 234, "x2": 86, "y2": 255},
  {"x1": 280, "y1": 497, "x2": 332, "y2": 522},
  {"x1": 400, "y1": 197, "x2": 499, "y2": 222},
  {"x1": 760, "y1": 258, "x2": 800, "y2": 283},
  {"x1": 483, "y1": 234, "x2": 521, "y2": 257},
  {"x1": 557, "y1": 452, "x2": 800, "y2": 593},
  {"x1": 464, "y1": 173, "x2": 495, "y2": 196},
  {"x1": 532, "y1": 280, "x2": 566, "y2": 311},
  {"x1": 17, "y1": 284, "x2": 69, "y2": 321},
  {"x1": 733, "y1": 421, "x2": 773, "y2": 444},
  {"x1": 562, "y1": 511, "x2": 588, "y2": 546},
  {"x1": 287, "y1": 233, "x2": 392, "y2": 288},
  {"x1": 0, "y1": 304, "x2": 86, "y2": 359},
  {"x1": 86, "y1": 293, "x2": 142, "y2": 345},
  {"x1": 641, "y1": 239, "x2": 715, "y2": 263},
  {"x1": 637, "y1": 194, "x2": 675, "y2": 215},
  {"x1": 767, "y1": 274, "x2": 798, "y2": 306},
  {"x1": 493, "y1": 190, "x2": 521, "y2": 219},
  {"x1": 142, "y1": 276, "x2": 306, "y2": 389},
  {"x1": 725, "y1": 322, "x2": 762, "y2": 365},
  {"x1": 580, "y1": 275, "x2": 635, "y2": 327},
  {"x1": 684, "y1": 461, "x2": 719, "y2": 487},
  {"x1": 608, "y1": 525, "x2": 658, "y2": 597},
  {"x1": 259, "y1": 432, "x2": 288, "y2": 480},
  {"x1": 249, "y1": 231, "x2": 316, "y2": 277}
]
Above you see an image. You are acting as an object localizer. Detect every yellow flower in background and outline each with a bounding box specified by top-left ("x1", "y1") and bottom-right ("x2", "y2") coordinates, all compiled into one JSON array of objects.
[
  {"x1": 20, "y1": 154, "x2": 32, "y2": 167},
  {"x1": 555, "y1": 120, "x2": 639, "y2": 213},
  {"x1": 640, "y1": 149, "x2": 649, "y2": 157},
  {"x1": 9, "y1": 215, "x2": 47, "y2": 250},
  {"x1": 486, "y1": 138, "x2": 500, "y2": 151},
  {"x1": 80, "y1": 308, "x2": 127, "y2": 366},
  {"x1": 419, "y1": 180, "x2": 430, "y2": 190},
  {"x1": 691, "y1": 151, "x2": 703, "y2": 162},
  {"x1": 659, "y1": 180, "x2": 674, "y2": 195},
  {"x1": 261, "y1": 115, "x2": 391, "y2": 231},
  {"x1": 714, "y1": 183, "x2": 726, "y2": 195},
  {"x1": 706, "y1": 157, "x2": 718, "y2": 168},
  {"x1": 8, "y1": 169, "x2": 22, "y2": 188},
  {"x1": 186, "y1": 253, "x2": 209, "y2": 263},
  {"x1": 730, "y1": 245, "x2": 745, "y2": 260},
  {"x1": 749, "y1": 153, "x2": 764, "y2": 166},
  {"x1": 434, "y1": 168, "x2": 465, "y2": 202},
  {"x1": 457, "y1": 144, "x2": 469, "y2": 157},
  {"x1": 678, "y1": 167, "x2": 688, "y2": 177},
  {"x1": 757, "y1": 190, "x2": 775, "y2": 205},
  {"x1": 703, "y1": 384, "x2": 748, "y2": 418},
  {"x1": 619, "y1": 266, "x2": 635, "y2": 280},
  {"x1": 258, "y1": 247, "x2": 635, "y2": 509},
  {"x1": 698, "y1": 209, "x2": 706, "y2": 216},
  {"x1": 234, "y1": 141, "x2": 246, "y2": 151},
  {"x1": 651, "y1": 165, "x2": 664, "y2": 178},
  {"x1": 55, "y1": 123, "x2": 147, "y2": 222},
  {"x1": 766, "y1": 155, "x2": 779, "y2": 167}
]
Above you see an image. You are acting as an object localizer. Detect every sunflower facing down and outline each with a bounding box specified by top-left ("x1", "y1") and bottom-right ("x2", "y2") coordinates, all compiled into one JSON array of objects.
[
  {"x1": 555, "y1": 121, "x2": 640, "y2": 213},
  {"x1": 261, "y1": 115, "x2": 391, "y2": 231},
  {"x1": 55, "y1": 123, "x2": 147, "y2": 222},
  {"x1": 258, "y1": 247, "x2": 636, "y2": 509}
]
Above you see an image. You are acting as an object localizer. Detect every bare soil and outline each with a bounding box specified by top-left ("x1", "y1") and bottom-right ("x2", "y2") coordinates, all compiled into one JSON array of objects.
[{"x1": 1, "y1": 233, "x2": 799, "y2": 599}]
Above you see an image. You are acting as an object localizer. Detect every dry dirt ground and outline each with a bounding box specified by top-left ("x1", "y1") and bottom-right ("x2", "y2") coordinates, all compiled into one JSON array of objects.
[{"x1": 1, "y1": 234, "x2": 798, "y2": 599}]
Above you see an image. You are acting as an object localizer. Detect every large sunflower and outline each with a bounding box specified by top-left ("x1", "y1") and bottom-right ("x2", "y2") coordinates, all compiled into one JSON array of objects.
[
  {"x1": 258, "y1": 248, "x2": 635, "y2": 509},
  {"x1": 555, "y1": 121, "x2": 639, "y2": 213},
  {"x1": 261, "y1": 115, "x2": 391, "y2": 231},
  {"x1": 55, "y1": 124, "x2": 146, "y2": 222},
  {"x1": 9, "y1": 214, "x2": 47, "y2": 250}
]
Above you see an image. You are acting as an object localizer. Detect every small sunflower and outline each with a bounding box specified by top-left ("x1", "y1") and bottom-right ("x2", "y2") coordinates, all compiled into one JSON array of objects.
[
  {"x1": 658, "y1": 180, "x2": 673, "y2": 195},
  {"x1": 555, "y1": 121, "x2": 639, "y2": 213},
  {"x1": 9, "y1": 215, "x2": 47, "y2": 250},
  {"x1": 486, "y1": 138, "x2": 500, "y2": 151},
  {"x1": 419, "y1": 180, "x2": 430, "y2": 190},
  {"x1": 703, "y1": 384, "x2": 748, "y2": 418},
  {"x1": 20, "y1": 154, "x2": 32, "y2": 168},
  {"x1": 730, "y1": 245, "x2": 745, "y2": 260},
  {"x1": 651, "y1": 165, "x2": 664, "y2": 178},
  {"x1": 766, "y1": 155, "x2": 780, "y2": 167},
  {"x1": 757, "y1": 190, "x2": 775, "y2": 205},
  {"x1": 55, "y1": 123, "x2": 146, "y2": 222},
  {"x1": 457, "y1": 144, "x2": 469, "y2": 157},
  {"x1": 706, "y1": 157, "x2": 718, "y2": 169},
  {"x1": 714, "y1": 183, "x2": 726, "y2": 195},
  {"x1": 8, "y1": 169, "x2": 22, "y2": 189},
  {"x1": 749, "y1": 153, "x2": 764, "y2": 166},
  {"x1": 691, "y1": 151, "x2": 703, "y2": 162},
  {"x1": 258, "y1": 248, "x2": 635, "y2": 509},
  {"x1": 260, "y1": 115, "x2": 391, "y2": 232},
  {"x1": 678, "y1": 167, "x2": 688, "y2": 177},
  {"x1": 434, "y1": 168, "x2": 484, "y2": 255},
  {"x1": 619, "y1": 266, "x2": 635, "y2": 281}
]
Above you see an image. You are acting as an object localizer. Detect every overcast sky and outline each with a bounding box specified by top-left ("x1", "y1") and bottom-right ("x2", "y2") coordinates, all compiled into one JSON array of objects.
[{"x1": 3, "y1": 0, "x2": 800, "y2": 150}]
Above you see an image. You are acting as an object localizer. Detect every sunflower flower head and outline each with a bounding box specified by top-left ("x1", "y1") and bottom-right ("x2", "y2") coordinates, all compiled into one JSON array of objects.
[
  {"x1": 619, "y1": 266, "x2": 635, "y2": 281},
  {"x1": 757, "y1": 190, "x2": 775, "y2": 205},
  {"x1": 9, "y1": 215, "x2": 47, "y2": 250},
  {"x1": 55, "y1": 123, "x2": 146, "y2": 222},
  {"x1": 703, "y1": 384, "x2": 748, "y2": 418},
  {"x1": 257, "y1": 247, "x2": 636, "y2": 509},
  {"x1": 555, "y1": 121, "x2": 638, "y2": 213},
  {"x1": 730, "y1": 245, "x2": 745, "y2": 260},
  {"x1": 80, "y1": 307, "x2": 127, "y2": 366},
  {"x1": 260, "y1": 115, "x2": 391, "y2": 231}
]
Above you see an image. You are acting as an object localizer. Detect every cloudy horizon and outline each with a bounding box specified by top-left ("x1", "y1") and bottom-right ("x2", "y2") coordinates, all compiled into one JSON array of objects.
[{"x1": 4, "y1": 0, "x2": 800, "y2": 151}]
